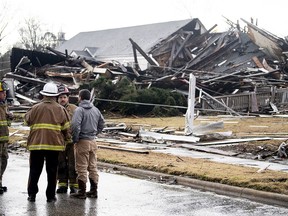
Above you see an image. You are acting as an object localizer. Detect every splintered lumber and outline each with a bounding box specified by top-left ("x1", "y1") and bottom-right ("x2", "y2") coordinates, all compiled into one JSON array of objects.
[
  {"x1": 45, "y1": 71, "x2": 76, "y2": 78},
  {"x1": 139, "y1": 129, "x2": 200, "y2": 143},
  {"x1": 118, "y1": 132, "x2": 138, "y2": 138},
  {"x1": 252, "y1": 56, "x2": 264, "y2": 68},
  {"x1": 129, "y1": 38, "x2": 157, "y2": 66},
  {"x1": 181, "y1": 144, "x2": 238, "y2": 156},
  {"x1": 98, "y1": 145, "x2": 149, "y2": 154},
  {"x1": 131, "y1": 44, "x2": 141, "y2": 71},
  {"x1": 102, "y1": 124, "x2": 127, "y2": 131},
  {"x1": 9, "y1": 130, "x2": 19, "y2": 137},
  {"x1": 201, "y1": 70, "x2": 242, "y2": 84},
  {"x1": 5, "y1": 73, "x2": 46, "y2": 85},
  {"x1": 171, "y1": 33, "x2": 193, "y2": 65},
  {"x1": 80, "y1": 60, "x2": 93, "y2": 72},
  {"x1": 262, "y1": 58, "x2": 274, "y2": 72},
  {"x1": 195, "y1": 137, "x2": 271, "y2": 146},
  {"x1": 15, "y1": 93, "x2": 37, "y2": 104}
]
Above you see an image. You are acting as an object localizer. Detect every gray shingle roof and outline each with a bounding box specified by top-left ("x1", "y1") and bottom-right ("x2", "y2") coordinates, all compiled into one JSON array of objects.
[
  {"x1": 71, "y1": 50, "x2": 91, "y2": 58},
  {"x1": 56, "y1": 19, "x2": 196, "y2": 58}
]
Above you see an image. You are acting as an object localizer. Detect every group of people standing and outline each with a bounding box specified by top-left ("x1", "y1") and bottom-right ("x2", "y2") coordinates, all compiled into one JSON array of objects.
[{"x1": 0, "y1": 81, "x2": 105, "y2": 202}]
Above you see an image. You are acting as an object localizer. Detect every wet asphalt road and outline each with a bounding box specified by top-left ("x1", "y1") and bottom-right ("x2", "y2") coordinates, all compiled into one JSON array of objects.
[{"x1": 1, "y1": 153, "x2": 288, "y2": 216}]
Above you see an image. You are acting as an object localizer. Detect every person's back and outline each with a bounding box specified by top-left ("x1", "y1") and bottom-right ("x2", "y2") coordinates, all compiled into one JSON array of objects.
[
  {"x1": 25, "y1": 98, "x2": 70, "y2": 150},
  {"x1": 71, "y1": 89, "x2": 104, "y2": 199},
  {"x1": 24, "y1": 82, "x2": 70, "y2": 203},
  {"x1": 73, "y1": 99, "x2": 104, "y2": 142}
]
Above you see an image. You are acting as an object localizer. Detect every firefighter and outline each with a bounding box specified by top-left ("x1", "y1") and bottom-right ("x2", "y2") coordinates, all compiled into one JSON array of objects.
[
  {"x1": 24, "y1": 82, "x2": 71, "y2": 202},
  {"x1": 56, "y1": 84, "x2": 78, "y2": 194},
  {"x1": 0, "y1": 81, "x2": 13, "y2": 195}
]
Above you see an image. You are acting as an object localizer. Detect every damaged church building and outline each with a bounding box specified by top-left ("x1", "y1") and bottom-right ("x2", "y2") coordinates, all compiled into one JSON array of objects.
[{"x1": 4, "y1": 18, "x2": 288, "y2": 115}]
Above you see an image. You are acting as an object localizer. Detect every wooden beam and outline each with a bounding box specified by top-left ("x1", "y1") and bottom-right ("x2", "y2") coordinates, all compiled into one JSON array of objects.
[
  {"x1": 129, "y1": 38, "x2": 157, "y2": 66},
  {"x1": 132, "y1": 45, "x2": 141, "y2": 71},
  {"x1": 181, "y1": 144, "x2": 239, "y2": 156},
  {"x1": 252, "y1": 56, "x2": 264, "y2": 68},
  {"x1": 98, "y1": 145, "x2": 149, "y2": 154},
  {"x1": 171, "y1": 33, "x2": 193, "y2": 65},
  {"x1": 168, "y1": 41, "x2": 177, "y2": 68},
  {"x1": 5, "y1": 73, "x2": 47, "y2": 85}
]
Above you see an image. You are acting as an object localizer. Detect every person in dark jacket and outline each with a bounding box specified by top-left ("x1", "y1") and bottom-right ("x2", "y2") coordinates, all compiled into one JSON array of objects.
[
  {"x1": 24, "y1": 82, "x2": 70, "y2": 202},
  {"x1": 0, "y1": 81, "x2": 13, "y2": 195},
  {"x1": 71, "y1": 89, "x2": 105, "y2": 199}
]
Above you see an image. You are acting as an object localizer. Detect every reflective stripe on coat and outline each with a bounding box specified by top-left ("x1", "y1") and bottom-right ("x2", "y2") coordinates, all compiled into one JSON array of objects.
[
  {"x1": 24, "y1": 97, "x2": 71, "y2": 151},
  {"x1": 0, "y1": 104, "x2": 9, "y2": 143}
]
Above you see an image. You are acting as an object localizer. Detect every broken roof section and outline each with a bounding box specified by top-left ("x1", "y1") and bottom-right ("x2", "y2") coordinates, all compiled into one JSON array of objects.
[
  {"x1": 56, "y1": 19, "x2": 207, "y2": 69},
  {"x1": 241, "y1": 18, "x2": 288, "y2": 63}
]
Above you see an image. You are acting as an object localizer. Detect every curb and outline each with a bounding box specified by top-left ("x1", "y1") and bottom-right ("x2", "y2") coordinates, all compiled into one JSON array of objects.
[{"x1": 98, "y1": 162, "x2": 288, "y2": 208}]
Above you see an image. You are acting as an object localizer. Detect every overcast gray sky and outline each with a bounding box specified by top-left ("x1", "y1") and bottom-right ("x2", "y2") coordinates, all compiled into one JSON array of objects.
[{"x1": 1, "y1": 0, "x2": 287, "y2": 53}]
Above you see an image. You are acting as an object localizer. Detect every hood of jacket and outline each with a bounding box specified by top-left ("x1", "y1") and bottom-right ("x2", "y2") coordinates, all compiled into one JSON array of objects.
[{"x1": 79, "y1": 100, "x2": 93, "y2": 109}]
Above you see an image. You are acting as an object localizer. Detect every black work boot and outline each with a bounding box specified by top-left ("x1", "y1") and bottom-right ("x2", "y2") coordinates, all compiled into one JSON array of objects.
[
  {"x1": 70, "y1": 186, "x2": 77, "y2": 194},
  {"x1": 27, "y1": 194, "x2": 36, "y2": 202},
  {"x1": 1, "y1": 186, "x2": 7, "y2": 192},
  {"x1": 56, "y1": 186, "x2": 68, "y2": 194},
  {"x1": 47, "y1": 197, "x2": 57, "y2": 202},
  {"x1": 86, "y1": 178, "x2": 98, "y2": 198},
  {"x1": 0, "y1": 186, "x2": 7, "y2": 195},
  {"x1": 71, "y1": 180, "x2": 86, "y2": 199}
]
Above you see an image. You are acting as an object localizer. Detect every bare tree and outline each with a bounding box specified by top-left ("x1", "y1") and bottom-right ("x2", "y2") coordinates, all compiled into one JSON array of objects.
[
  {"x1": 0, "y1": 2, "x2": 10, "y2": 42},
  {"x1": 0, "y1": 0, "x2": 14, "y2": 52},
  {"x1": 18, "y1": 17, "x2": 58, "y2": 51},
  {"x1": 18, "y1": 17, "x2": 43, "y2": 51},
  {"x1": 0, "y1": 1, "x2": 13, "y2": 73},
  {"x1": 42, "y1": 32, "x2": 57, "y2": 49}
]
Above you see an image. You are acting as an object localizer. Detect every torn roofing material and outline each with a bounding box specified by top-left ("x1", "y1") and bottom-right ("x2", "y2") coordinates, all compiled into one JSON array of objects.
[{"x1": 56, "y1": 19, "x2": 206, "y2": 60}]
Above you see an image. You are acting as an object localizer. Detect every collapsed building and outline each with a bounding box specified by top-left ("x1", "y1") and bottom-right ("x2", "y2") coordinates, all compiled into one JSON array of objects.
[{"x1": 4, "y1": 18, "x2": 288, "y2": 115}]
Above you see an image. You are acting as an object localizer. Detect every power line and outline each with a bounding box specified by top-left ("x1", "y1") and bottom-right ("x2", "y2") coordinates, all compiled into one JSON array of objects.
[
  {"x1": 94, "y1": 97, "x2": 240, "y2": 114},
  {"x1": 95, "y1": 97, "x2": 187, "y2": 109}
]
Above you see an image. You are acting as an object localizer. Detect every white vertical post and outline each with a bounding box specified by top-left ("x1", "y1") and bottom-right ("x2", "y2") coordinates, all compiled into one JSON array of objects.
[
  {"x1": 185, "y1": 73, "x2": 196, "y2": 135},
  {"x1": 196, "y1": 88, "x2": 202, "y2": 117}
]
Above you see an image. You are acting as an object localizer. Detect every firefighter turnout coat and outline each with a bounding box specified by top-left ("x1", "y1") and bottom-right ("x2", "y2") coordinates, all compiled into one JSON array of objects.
[
  {"x1": 0, "y1": 102, "x2": 10, "y2": 143},
  {"x1": 65, "y1": 103, "x2": 77, "y2": 118},
  {"x1": 24, "y1": 97, "x2": 71, "y2": 151},
  {"x1": 64, "y1": 103, "x2": 77, "y2": 144}
]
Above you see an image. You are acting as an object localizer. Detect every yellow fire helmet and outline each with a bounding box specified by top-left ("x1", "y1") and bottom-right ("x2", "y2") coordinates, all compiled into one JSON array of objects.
[{"x1": 0, "y1": 81, "x2": 9, "y2": 92}]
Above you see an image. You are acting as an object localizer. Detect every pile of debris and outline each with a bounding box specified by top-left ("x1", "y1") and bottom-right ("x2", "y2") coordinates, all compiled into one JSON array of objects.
[{"x1": 4, "y1": 18, "x2": 288, "y2": 114}]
